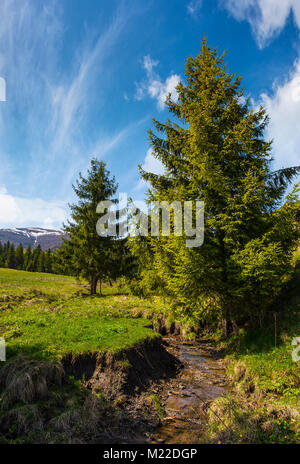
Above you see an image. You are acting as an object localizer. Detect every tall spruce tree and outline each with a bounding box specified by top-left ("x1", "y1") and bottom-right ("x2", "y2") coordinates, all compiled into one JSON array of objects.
[
  {"x1": 15, "y1": 244, "x2": 24, "y2": 270},
  {"x1": 138, "y1": 40, "x2": 300, "y2": 334},
  {"x1": 0, "y1": 243, "x2": 4, "y2": 267},
  {"x1": 24, "y1": 245, "x2": 32, "y2": 271},
  {"x1": 44, "y1": 249, "x2": 52, "y2": 273},
  {"x1": 31, "y1": 245, "x2": 41, "y2": 272},
  {"x1": 37, "y1": 250, "x2": 46, "y2": 273},
  {"x1": 60, "y1": 158, "x2": 120, "y2": 295},
  {"x1": 5, "y1": 244, "x2": 16, "y2": 269}
]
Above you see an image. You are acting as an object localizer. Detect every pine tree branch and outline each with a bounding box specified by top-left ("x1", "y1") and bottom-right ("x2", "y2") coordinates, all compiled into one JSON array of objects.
[{"x1": 267, "y1": 166, "x2": 300, "y2": 189}]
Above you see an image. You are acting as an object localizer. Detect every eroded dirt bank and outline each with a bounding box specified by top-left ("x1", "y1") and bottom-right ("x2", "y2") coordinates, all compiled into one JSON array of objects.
[
  {"x1": 62, "y1": 336, "x2": 180, "y2": 399},
  {"x1": 93, "y1": 336, "x2": 229, "y2": 444},
  {"x1": 0, "y1": 336, "x2": 228, "y2": 444},
  {"x1": 0, "y1": 337, "x2": 179, "y2": 443}
]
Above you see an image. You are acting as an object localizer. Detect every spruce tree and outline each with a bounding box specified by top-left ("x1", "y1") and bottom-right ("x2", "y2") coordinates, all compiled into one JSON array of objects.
[
  {"x1": 37, "y1": 250, "x2": 46, "y2": 273},
  {"x1": 139, "y1": 40, "x2": 300, "y2": 333},
  {"x1": 44, "y1": 249, "x2": 52, "y2": 273},
  {"x1": 0, "y1": 243, "x2": 3, "y2": 267},
  {"x1": 5, "y1": 244, "x2": 16, "y2": 269},
  {"x1": 31, "y1": 245, "x2": 41, "y2": 272},
  {"x1": 15, "y1": 244, "x2": 24, "y2": 270},
  {"x1": 60, "y1": 158, "x2": 119, "y2": 295},
  {"x1": 24, "y1": 245, "x2": 33, "y2": 271}
]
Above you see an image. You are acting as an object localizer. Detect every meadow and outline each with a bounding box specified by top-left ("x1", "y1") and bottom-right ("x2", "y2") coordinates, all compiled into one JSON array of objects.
[
  {"x1": 0, "y1": 268, "x2": 162, "y2": 361},
  {"x1": 0, "y1": 269, "x2": 176, "y2": 444},
  {"x1": 0, "y1": 266, "x2": 299, "y2": 444}
]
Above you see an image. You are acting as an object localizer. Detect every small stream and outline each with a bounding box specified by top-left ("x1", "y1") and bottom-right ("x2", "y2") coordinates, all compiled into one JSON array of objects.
[{"x1": 150, "y1": 337, "x2": 228, "y2": 444}]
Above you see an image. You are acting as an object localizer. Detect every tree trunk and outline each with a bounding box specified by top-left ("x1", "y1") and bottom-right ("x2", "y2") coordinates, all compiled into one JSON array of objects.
[
  {"x1": 222, "y1": 319, "x2": 228, "y2": 339},
  {"x1": 90, "y1": 275, "x2": 98, "y2": 295},
  {"x1": 231, "y1": 319, "x2": 239, "y2": 337},
  {"x1": 99, "y1": 277, "x2": 102, "y2": 296}
]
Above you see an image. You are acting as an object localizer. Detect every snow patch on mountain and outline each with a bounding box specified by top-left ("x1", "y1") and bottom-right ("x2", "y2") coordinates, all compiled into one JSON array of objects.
[{"x1": 0, "y1": 227, "x2": 67, "y2": 251}]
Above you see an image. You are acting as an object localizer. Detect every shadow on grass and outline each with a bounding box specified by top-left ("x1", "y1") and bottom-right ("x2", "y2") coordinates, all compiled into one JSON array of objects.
[
  {"x1": 77, "y1": 290, "x2": 128, "y2": 299},
  {"x1": 5, "y1": 343, "x2": 59, "y2": 362}
]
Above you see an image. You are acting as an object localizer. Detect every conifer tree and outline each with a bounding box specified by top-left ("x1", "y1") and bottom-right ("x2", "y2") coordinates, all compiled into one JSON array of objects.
[
  {"x1": 138, "y1": 40, "x2": 300, "y2": 333},
  {"x1": 24, "y1": 245, "x2": 33, "y2": 271},
  {"x1": 31, "y1": 245, "x2": 41, "y2": 272},
  {"x1": 44, "y1": 249, "x2": 52, "y2": 273},
  {"x1": 0, "y1": 243, "x2": 4, "y2": 267},
  {"x1": 5, "y1": 244, "x2": 16, "y2": 269},
  {"x1": 15, "y1": 244, "x2": 24, "y2": 270},
  {"x1": 3, "y1": 241, "x2": 10, "y2": 263},
  {"x1": 37, "y1": 250, "x2": 46, "y2": 273},
  {"x1": 60, "y1": 158, "x2": 120, "y2": 295}
]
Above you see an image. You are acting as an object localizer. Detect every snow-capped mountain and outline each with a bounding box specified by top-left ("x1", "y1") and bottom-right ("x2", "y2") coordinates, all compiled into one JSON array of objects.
[{"x1": 0, "y1": 228, "x2": 67, "y2": 251}]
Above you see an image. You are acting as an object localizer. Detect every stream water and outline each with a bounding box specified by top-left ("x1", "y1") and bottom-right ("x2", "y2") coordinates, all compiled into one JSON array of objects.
[{"x1": 149, "y1": 337, "x2": 228, "y2": 444}]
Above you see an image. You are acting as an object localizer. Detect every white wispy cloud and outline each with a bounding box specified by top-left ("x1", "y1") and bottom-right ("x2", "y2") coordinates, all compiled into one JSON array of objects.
[
  {"x1": 0, "y1": 185, "x2": 67, "y2": 228},
  {"x1": 258, "y1": 59, "x2": 300, "y2": 170},
  {"x1": 187, "y1": 0, "x2": 203, "y2": 17},
  {"x1": 136, "y1": 148, "x2": 165, "y2": 190},
  {"x1": 0, "y1": 1, "x2": 132, "y2": 225},
  {"x1": 48, "y1": 10, "x2": 127, "y2": 160},
  {"x1": 222, "y1": 0, "x2": 300, "y2": 48},
  {"x1": 221, "y1": 0, "x2": 300, "y2": 172},
  {"x1": 135, "y1": 55, "x2": 180, "y2": 110},
  {"x1": 142, "y1": 148, "x2": 165, "y2": 175}
]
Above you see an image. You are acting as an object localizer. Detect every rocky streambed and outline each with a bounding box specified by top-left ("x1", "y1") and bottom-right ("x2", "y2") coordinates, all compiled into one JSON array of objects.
[
  {"x1": 0, "y1": 336, "x2": 229, "y2": 444},
  {"x1": 148, "y1": 337, "x2": 229, "y2": 444}
]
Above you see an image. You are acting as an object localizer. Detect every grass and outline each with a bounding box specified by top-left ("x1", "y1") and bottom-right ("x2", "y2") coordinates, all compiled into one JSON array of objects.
[
  {"x1": 1, "y1": 264, "x2": 299, "y2": 444},
  {"x1": 0, "y1": 268, "x2": 169, "y2": 444},
  {"x1": 228, "y1": 325, "x2": 300, "y2": 401},
  {"x1": 203, "y1": 329, "x2": 300, "y2": 443},
  {"x1": 0, "y1": 268, "x2": 161, "y2": 361},
  {"x1": 0, "y1": 268, "x2": 82, "y2": 299},
  {"x1": 230, "y1": 257, "x2": 300, "y2": 405},
  {"x1": 148, "y1": 394, "x2": 166, "y2": 419},
  {"x1": 204, "y1": 257, "x2": 300, "y2": 444}
]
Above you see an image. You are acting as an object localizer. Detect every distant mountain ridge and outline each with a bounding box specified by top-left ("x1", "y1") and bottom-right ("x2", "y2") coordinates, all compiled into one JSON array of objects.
[{"x1": 0, "y1": 228, "x2": 67, "y2": 251}]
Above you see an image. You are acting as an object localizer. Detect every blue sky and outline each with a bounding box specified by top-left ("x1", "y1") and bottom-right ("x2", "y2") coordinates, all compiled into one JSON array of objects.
[{"x1": 0, "y1": 0, "x2": 300, "y2": 229}]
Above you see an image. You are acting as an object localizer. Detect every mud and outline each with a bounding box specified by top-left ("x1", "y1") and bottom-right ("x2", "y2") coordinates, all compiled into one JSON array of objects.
[
  {"x1": 104, "y1": 336, "x2": 229, "y2": 444},
  {"x1": 0, "y1": 336, "x2": 228, "y2": 444},
  {"x1": 148, "y1": 337, "x2": 229, "y2": 444},
  {"x1": 62, "y1": 337, "x2": 180, "y2": 399}
]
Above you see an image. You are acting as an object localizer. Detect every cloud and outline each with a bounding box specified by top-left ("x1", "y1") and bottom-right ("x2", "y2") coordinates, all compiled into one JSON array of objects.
[
  {"x1": 0, "y1": 0, "x2": 132, "y2": 223},
  {"x1": 221, "y1": 0, "x2": 300, "y2": 173},
  {"x1": 222, "y1": 0, "x2": 300, "y2": 48},
  {"x1": 136, "y1": 148, "x2": 165, "y2": 190},
  {"x1": 0, "y1": 186, "x2": 67, "y2": 228},
  {"x1": 0, "y1": 77, "x2": 6, "y2": 101},
  {"x1": 48, "y1": 10, "x2": 127, "y2": 160},
  {"x1": 259, "y1": 59, "x2": 300, "y2": 171},
  {"x1": 135, "y1": 55, "x2": 180, "y2": 110},
  {"x1": 143, "y1": 55, "x2": 159, "y2": 73},
  {"x1": 142, "y1": 148, "x2": 165, "y2": 175},
  {"x1": 187, "y1": 0, "x2": 203, "y2": 17}
]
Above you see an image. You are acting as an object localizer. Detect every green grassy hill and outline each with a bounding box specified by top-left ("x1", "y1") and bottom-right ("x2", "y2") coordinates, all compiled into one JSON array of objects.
[
  {"x1": 0, "y1": 265, "x2": 299, "y2": 444},
  {"x1": 0, "y1": 268, "x2": 161, "y2": 361},
  {"x1": 0, "y1": 268, "x2": 172, "y2": 444}
]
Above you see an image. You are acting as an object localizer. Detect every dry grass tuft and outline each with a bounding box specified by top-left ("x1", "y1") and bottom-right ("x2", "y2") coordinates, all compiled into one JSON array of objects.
[
  {"x1": 0, "y1": 404, "x2": 43, "y2": 436},
  {"x1": 0, "y1": 357, "x2": 64, "y2": 407}
]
